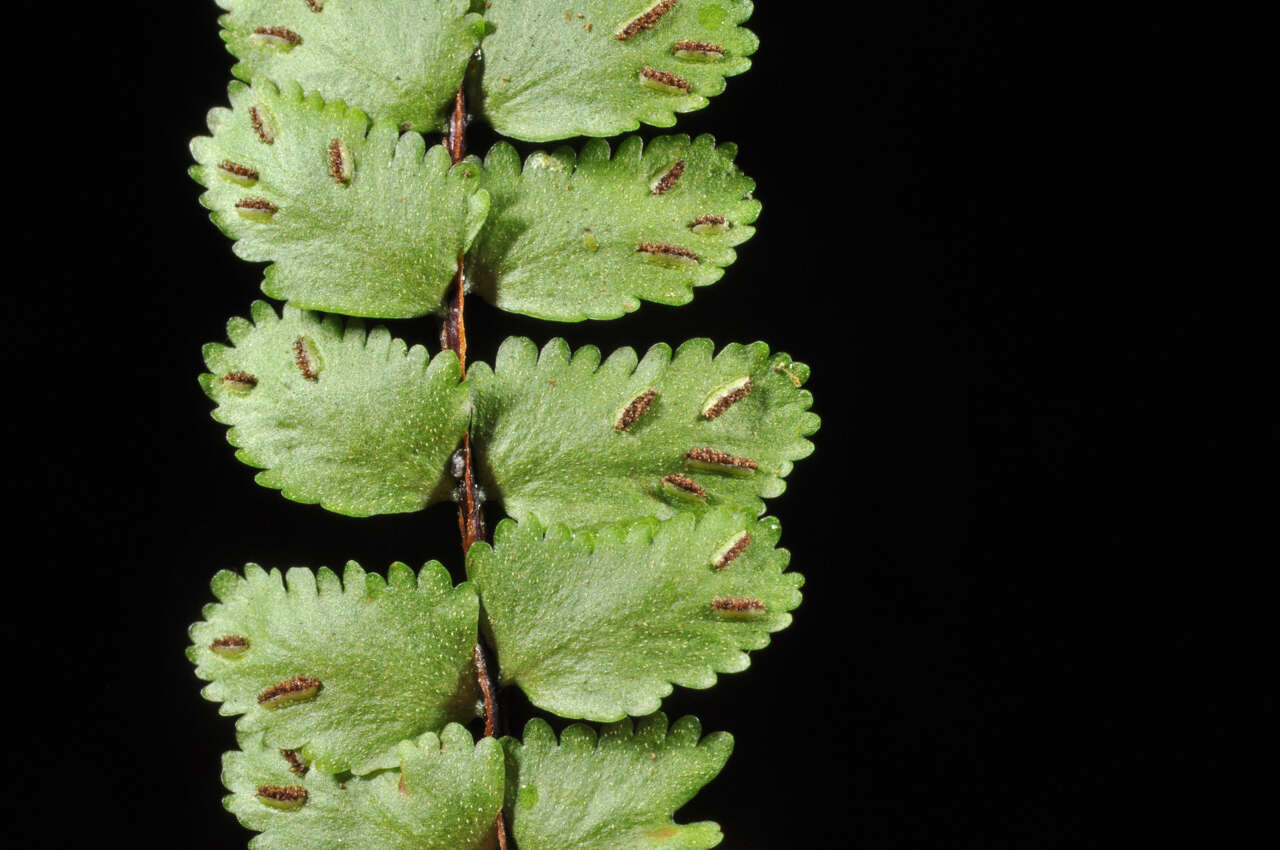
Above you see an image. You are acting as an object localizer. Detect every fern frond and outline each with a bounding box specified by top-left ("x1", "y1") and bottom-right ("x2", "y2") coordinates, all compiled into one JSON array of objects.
[
  {"x1": 200, "y1": 302, "x2": 469, "y2": 516},
  {"x1": 224, "y1": 724, "x2": 504, "y2": 849},
  {"x1": 469, "y1": 337, "x2": 818, "y2": 528},
  {"x1": 216, "y1": 0, "x2": 485, "y2": 131},
  {"x1": 480, "y1": 0, "x2": 757, "y2": 141},
  {"x1": 468, "y1": 511, "x2": 802, "y2": 721},
  {"x1": 191, "y1": 79, "x2": 489, "y2": 318},
  {"x1": 188, "y1": 561, "x2": 480, "y2": 774},
  {"x1": 472, "y1": 135, "x2": 759, "y2": 321},
  {"x1": 503, "y1": 714, "x2": 732, "y2": 849}
]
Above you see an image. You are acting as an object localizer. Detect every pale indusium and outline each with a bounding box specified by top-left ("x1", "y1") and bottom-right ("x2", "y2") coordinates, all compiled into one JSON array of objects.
[{"x1": 187, "y1": 2, "x2": 816, "y2": 848}]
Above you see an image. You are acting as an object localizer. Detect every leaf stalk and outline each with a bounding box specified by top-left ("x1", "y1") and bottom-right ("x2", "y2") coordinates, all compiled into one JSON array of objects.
[{"x1": 441, "y1": 84, "x2": 509, "y2": 850}]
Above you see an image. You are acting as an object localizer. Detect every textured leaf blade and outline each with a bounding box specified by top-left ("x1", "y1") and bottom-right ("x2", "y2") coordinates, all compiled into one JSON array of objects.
[
  {"x1": 468, "y1": 511, "x2": 802, "y2": 721},
  {"x1": 472, "y1": 136, "x2": 759, "y2": 321},
  {"x1": 188, "y1": 561, "x2": 480, "y2": 774},
  {"x1": 191, "y1": 79, "x2": 488, "y2": 318},
  {"x1": 503, "y1": 715, "x2": 731, "y2": 850},
  {"x1": 200, "y1": 303, "x2": 469, "y2": 517},
  {"x1": 469, "y1": 337, "x2": 817, "y2": 528},
  {"x1": 216, "y1": 0, "x2": 484, "y2": 131},
  {"x1": 224, "y1": 725, "x2": 504, "y2": 849},
  {"x1": 480, "y1": 0, "x2": 757, "y2": 141}
]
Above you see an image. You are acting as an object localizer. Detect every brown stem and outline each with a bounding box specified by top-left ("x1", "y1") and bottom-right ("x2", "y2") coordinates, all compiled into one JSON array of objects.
[
  {"x1": 446, "y1": 87, "x2": 467, "y2": 163},
  {"x1": 474, "y1": 642, "x2": 500, "y2": 738},
  {"x1": 441, "y1": 89, "x2": 468, "y2": 367},
  {"x1": 440, "y1": 86, "x2": 509, "y2": 849},
  {"x1": 441, "y1": 88, "x2": 486, "y2": 555}
]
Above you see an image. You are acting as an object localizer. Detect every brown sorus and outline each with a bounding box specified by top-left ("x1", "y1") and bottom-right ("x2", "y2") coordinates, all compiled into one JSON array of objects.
[
  {"x1": 663, "y1": 473, "x2": 707, "y2": 498},
  {"x1": 236, "y1": 197, "x2": 278, "y2": 213},
  {"x1": 257, "y1": 674, "x2": 323, "y2": 706},
  {"x1": 281, "y1": 749, "x2": 308, "y2": 776},
  {"x1": 221, "y1": 371, "x2": 258, "y2": 388},
  {"x1": 218, "y1": 160, "x2": 259, "y2": 180},
  {"x1": 685, "y1": 447, "x2": 758, "y2": 471},
  {"x1": 640, "y1": 66, "x2": 691, "y2": 91},
  {"x1": 690, "y1": 213, "x2": 727, "y2": 228},
  {"x1": 328, "y1": 138, "x2": 350, "y2": 183},
  {"x1": 616, "y1": 389, "x2": 658, "y2": 431},
  {"x1": 713, "y1": 533, "x2": 752, "y2": 571},
  {"x1": 702, "y1": 379, "x2": 753, "y2": 420},
  {"x1": 651, "y1": 160, "x2": 685, "y2": 195},
  {"x1": 293, "y1": 336, "x2": 319, "y2": 381},
  {"x1": 210, "y1": 634, "x2": 250, "y2": 650},
  {"x1": 253, "y1": 26, "x2": 302, "y2": 45},
  {"x1": 249, "y1": 106, "x2": 275, "y2": 144},
  {"x1": 256, "y1": 785, "x2": 308, "y2": 807},
  {"x1": 617, "y1": 0, "x2": 677, "y2": 41},
  {"x1": 304, "y1": 0, "x2": 323, "y2": 11},
  {"x1": 637, "y1": 241, "x2": 699, "y2": 261},
  {"x1": 673, "y1": 39, "x2": 725, "y2": 56},
  {"x1": 711, "y1": 596, "x2": 766, "y2": 613}
]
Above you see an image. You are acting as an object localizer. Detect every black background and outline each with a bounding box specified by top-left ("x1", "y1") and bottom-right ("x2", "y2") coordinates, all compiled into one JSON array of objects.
[{"x1": 9, "y1": 1, "x2": 1230, "y2": 847}]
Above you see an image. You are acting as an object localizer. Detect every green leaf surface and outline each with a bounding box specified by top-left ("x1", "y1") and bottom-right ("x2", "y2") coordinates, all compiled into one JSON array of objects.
[
  {"x1": 216, "y1": 0, "x2": 484, "y2": 131},
  {"x1": 224, "y1": 725, "x2": 504, "y2": 850},
  {"x1": 469, "y1": 337, "x2": 817, "y2": 528},
  {"x1": 191, "y1": 79, "x2": 489, "y2": 318},
  {"x1": 471, "y1": 136, "x2": 759, "y2": 321},
  {"x1": 479, "y1": 0, "x2": 757, "y2": 141},
  {"x1": 200, "y1": 303, "x2": 469, "y2": 517},
  {"x1": 503, "y1": 714, "x2": 732, "y2": 849},
  {"x1": 467, "y1": 511, "x2": 802, "y2": 721},
  {"x1": 189, "y1": 561, "x2": 480, "y2": 774}
]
